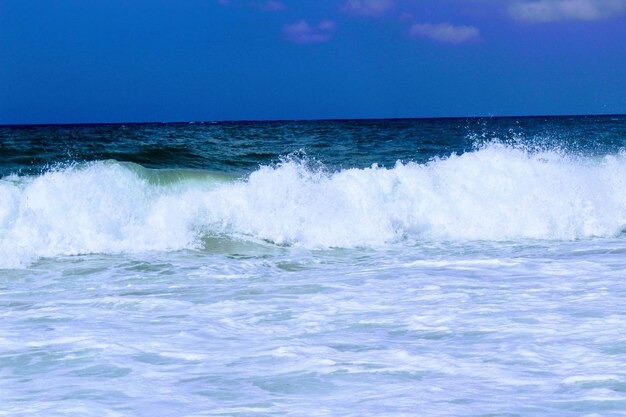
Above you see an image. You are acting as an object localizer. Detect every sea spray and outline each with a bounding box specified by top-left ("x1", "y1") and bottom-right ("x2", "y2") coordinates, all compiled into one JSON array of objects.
[{"x1": 2, "y1": 144, "x2": 626, "y2": 268}]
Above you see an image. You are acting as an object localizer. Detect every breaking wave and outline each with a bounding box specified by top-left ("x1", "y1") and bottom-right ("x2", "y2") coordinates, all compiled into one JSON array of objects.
[{"x1": 3, "y1": 143, "x2": 626, "y2": 268}]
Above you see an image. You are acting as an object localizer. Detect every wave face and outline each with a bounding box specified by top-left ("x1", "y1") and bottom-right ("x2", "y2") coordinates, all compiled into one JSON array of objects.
[{"x1": 2, "y1": 144, "x2": 626, "y2": 268}]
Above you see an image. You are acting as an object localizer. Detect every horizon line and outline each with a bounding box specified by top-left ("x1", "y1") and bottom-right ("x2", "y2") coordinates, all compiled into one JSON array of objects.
[{"x1": 1, "y1": 112, "x2": 624, "y2": 128}]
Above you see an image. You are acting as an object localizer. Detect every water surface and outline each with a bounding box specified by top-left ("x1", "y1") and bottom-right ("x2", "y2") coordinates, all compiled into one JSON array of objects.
[{"x1": 2, "y1": 116, "x2": 626, "y2": 416}]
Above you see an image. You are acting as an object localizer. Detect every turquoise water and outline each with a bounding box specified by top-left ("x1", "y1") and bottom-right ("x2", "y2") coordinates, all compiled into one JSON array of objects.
[{"x1": 2, "y1": 116, "x2": 626, "y2": 416}]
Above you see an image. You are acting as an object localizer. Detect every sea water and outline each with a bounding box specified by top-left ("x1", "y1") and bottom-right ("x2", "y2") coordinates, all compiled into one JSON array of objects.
[{"x1": 1, "y1": 116, "x2": 626, "y2": 416}]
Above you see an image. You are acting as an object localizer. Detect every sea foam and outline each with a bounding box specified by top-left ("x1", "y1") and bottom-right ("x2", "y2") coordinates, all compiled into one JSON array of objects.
[{"x1": 2, "y1": 144, "x2": 626, "y2": 268}]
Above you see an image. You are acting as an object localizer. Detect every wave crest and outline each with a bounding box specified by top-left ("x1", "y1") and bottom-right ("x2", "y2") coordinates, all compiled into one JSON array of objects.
[{"x1": 2, "y1": 145, "x2": 626, "y2": 268}]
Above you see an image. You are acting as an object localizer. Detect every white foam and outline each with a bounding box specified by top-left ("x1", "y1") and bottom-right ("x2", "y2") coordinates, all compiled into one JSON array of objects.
[
  {"x1": 562, "y1": 375, "x2": 620, "y2": 384},
  {"x1": 3, "y1": 145, "x2": 626, "y2": 268}
]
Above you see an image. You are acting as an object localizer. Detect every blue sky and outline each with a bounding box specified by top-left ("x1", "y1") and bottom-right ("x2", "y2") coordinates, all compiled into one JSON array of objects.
[{"x1": 1, "y1": 0, "x2": 625, "y2": 124}]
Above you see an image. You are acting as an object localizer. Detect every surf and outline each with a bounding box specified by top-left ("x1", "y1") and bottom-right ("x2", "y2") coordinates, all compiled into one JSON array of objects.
[{"x1": 2, "y1": 143, "x2": 626, "y2": 268}]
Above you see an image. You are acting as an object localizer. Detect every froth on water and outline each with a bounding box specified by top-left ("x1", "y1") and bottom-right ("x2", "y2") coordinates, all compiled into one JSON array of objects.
[{"x1": 2, "y1": 143, "x2": 626, "y2": 268}]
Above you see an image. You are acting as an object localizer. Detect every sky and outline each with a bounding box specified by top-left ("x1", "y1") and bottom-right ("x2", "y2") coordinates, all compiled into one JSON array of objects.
[{"x1": 0, "y1": 0, "x2": 625, "y2": 124}]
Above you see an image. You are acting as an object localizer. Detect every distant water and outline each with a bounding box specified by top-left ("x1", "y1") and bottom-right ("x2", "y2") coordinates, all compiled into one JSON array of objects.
[{"x1": 2, "y1": 116, "x2": 626, "y2": 416}]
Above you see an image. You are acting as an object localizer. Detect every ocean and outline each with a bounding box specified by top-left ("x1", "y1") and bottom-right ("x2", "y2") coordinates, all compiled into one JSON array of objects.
[{"x1": 1, "y1": 116, "x2": 626, "y2": 416}]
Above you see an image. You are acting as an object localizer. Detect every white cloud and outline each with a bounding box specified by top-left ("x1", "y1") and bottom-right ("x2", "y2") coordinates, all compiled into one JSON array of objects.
[
  {"x1": 340, "y1": 0, "x2": 395, "y2": 17},
  {"x1": 217, "y1": 0, "x2": 286, "y2": 11},
  {"x1": 409, "y1": 23, "x2": 481, "y2": 43},
  {"x1": 261, "y1": 1, "x2": 286, "y2": 11},
  {"x1": 509, "y1": 0, "x2": 626, "y2": 22},
  {"x1": 283, "y1": 20, "x2": 336, "y2": 44}
]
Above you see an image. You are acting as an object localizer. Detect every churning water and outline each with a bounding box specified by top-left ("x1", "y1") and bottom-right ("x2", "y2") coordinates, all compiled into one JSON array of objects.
[{"x1": 1, "y1": 116, "x2": 626, "y2": 416}]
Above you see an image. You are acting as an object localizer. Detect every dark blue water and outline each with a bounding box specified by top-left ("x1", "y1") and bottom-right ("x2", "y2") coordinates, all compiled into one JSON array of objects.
[{"x1": 2, "y1": 115, "x2": 624, "y2": 177}]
